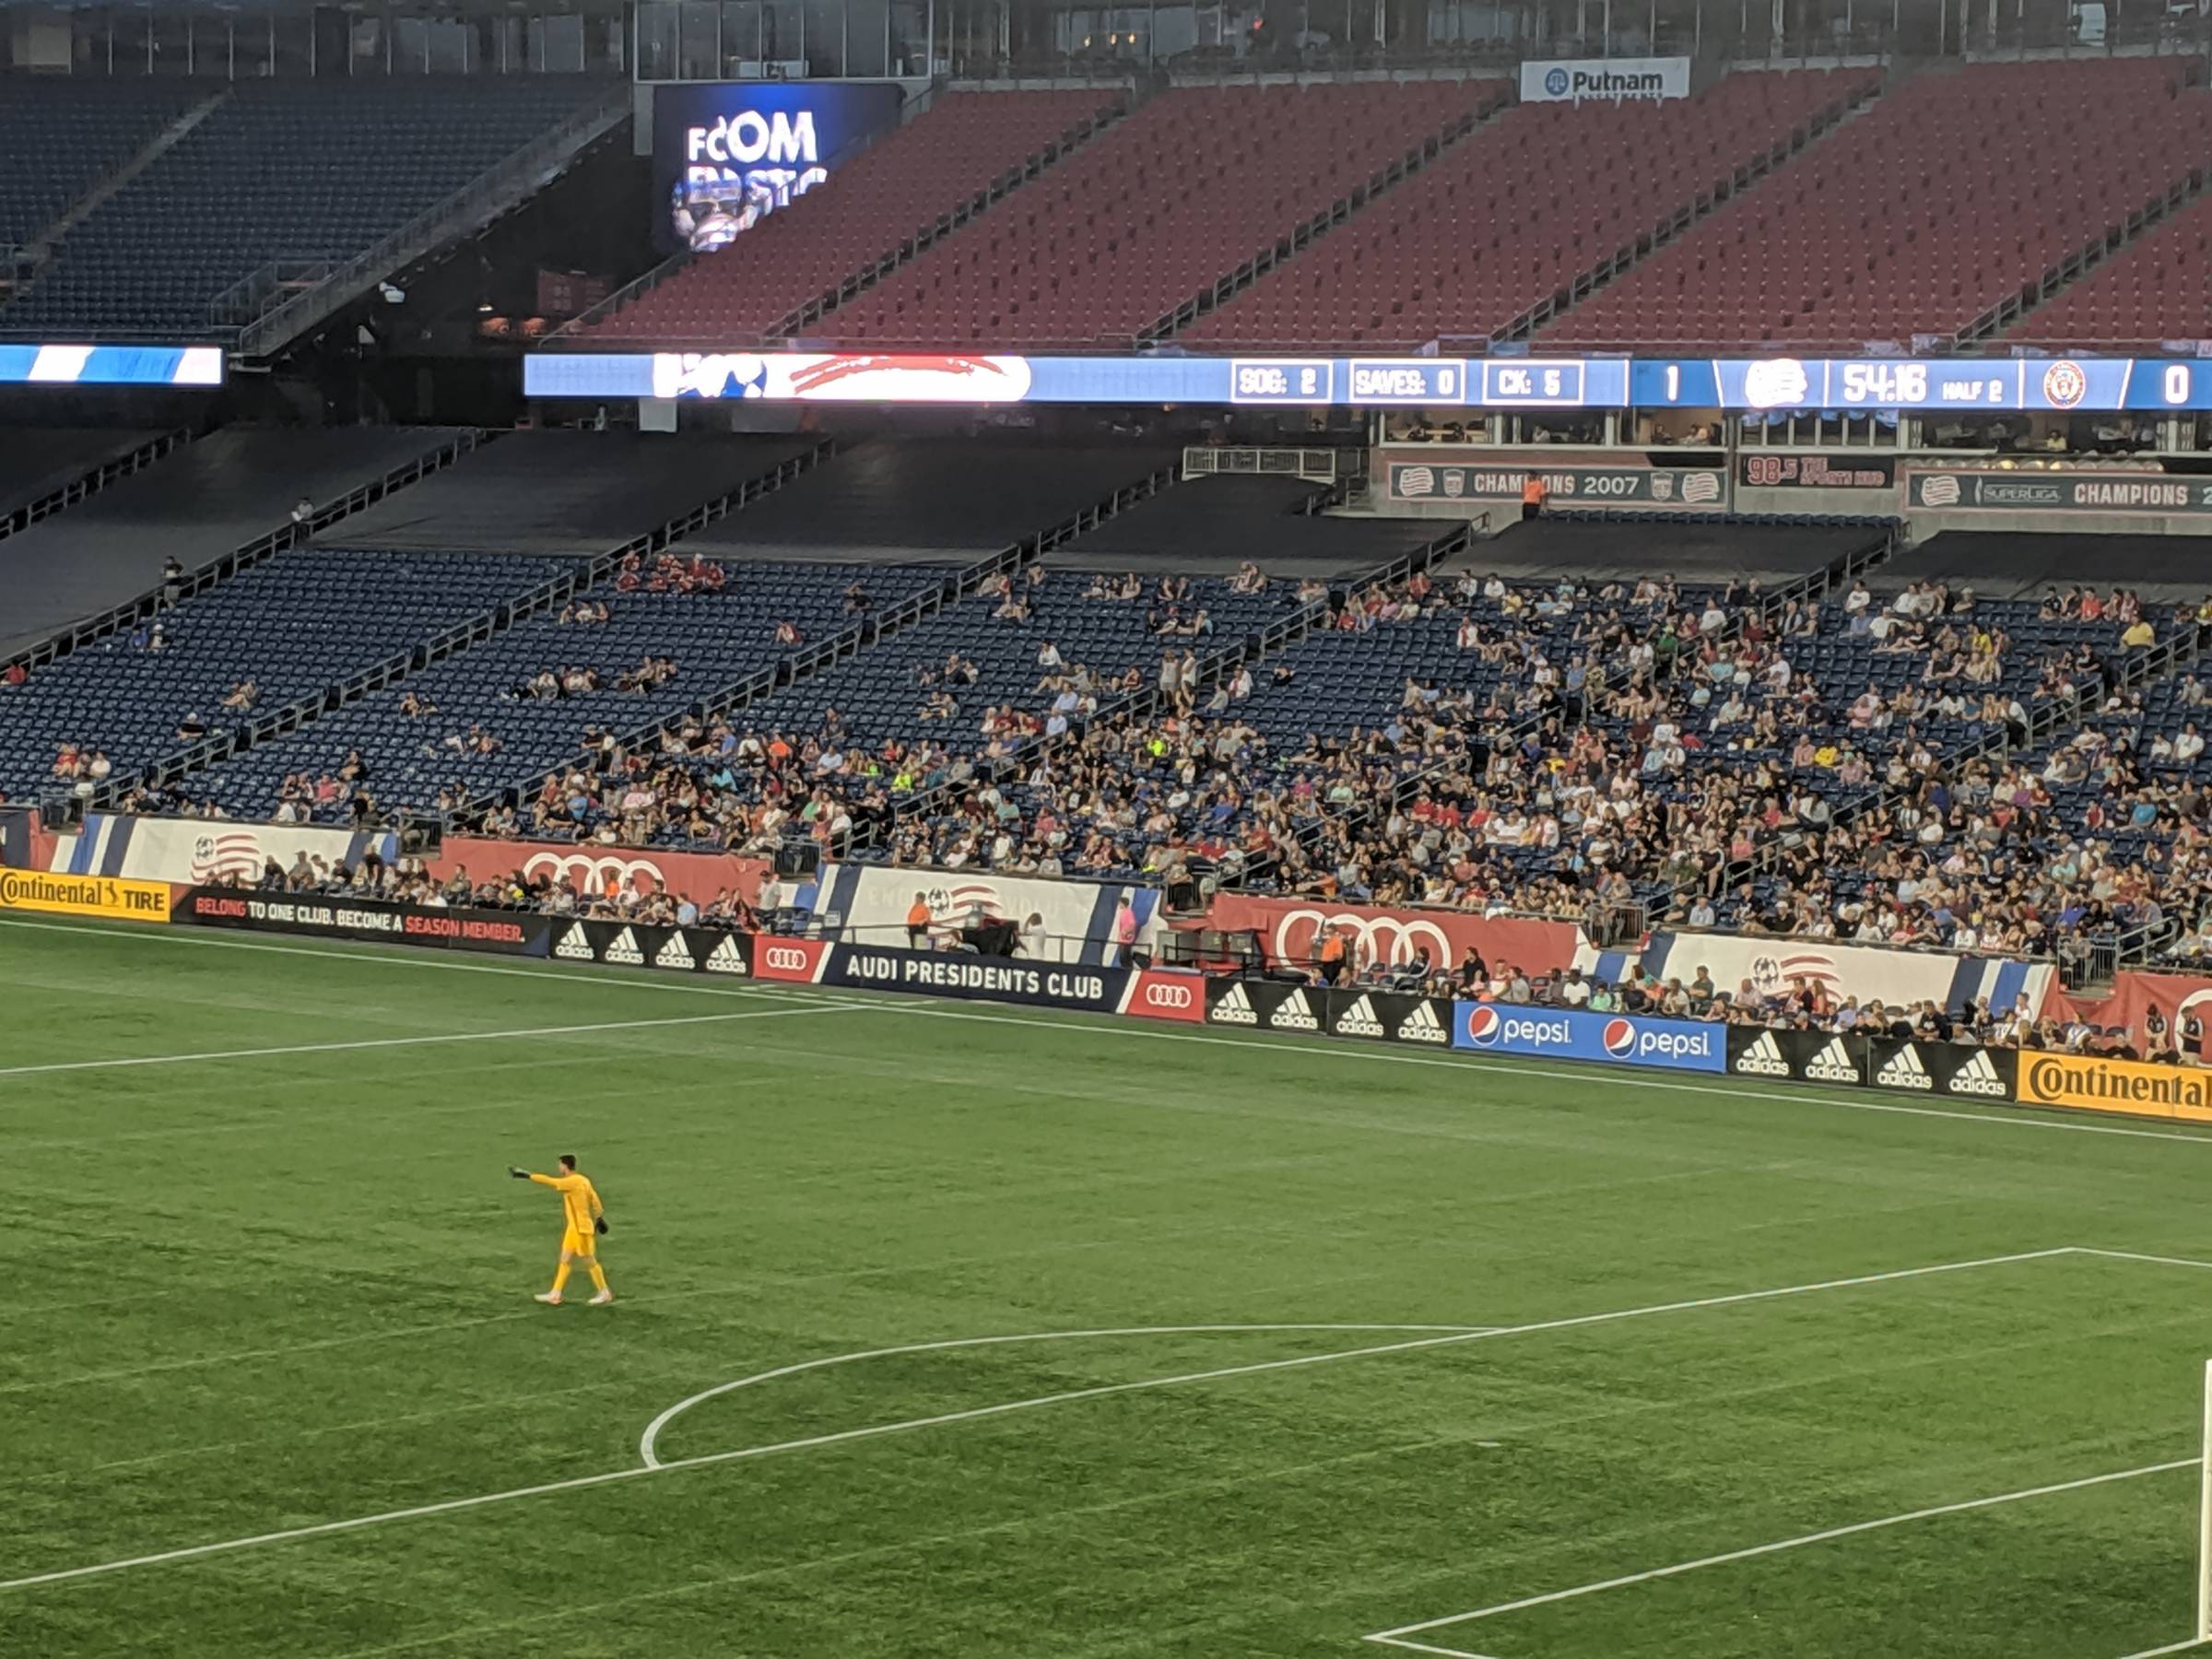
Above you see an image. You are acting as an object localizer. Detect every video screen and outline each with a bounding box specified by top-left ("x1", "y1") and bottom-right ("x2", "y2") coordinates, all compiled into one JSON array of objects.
[{"x1": 652, "y1": 82, "x2": 904, "y2": 254}]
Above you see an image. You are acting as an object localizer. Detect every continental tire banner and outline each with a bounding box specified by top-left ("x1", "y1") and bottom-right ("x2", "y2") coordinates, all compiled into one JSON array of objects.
[
  {"x1": 1864, "y1": 1038, "x2": 2017, "y2": 1100},
  {"x1": 825, "y1": 942, "x2": 1132, "y2": 1011},
  {"x1": 2014, "y1": 1052, "x2": 2212, "y2": 1123},
  {"x1": 171, "y1": 888, "x2": 547, "y2": 955},
  {"x1": 1908, "y1": 468, "x2": 2212, "y2": 515},
  {"x1": 1206, "y1": 895, "x2": 1579, "y2": 978},
  {"x1": 0, "y1": 870, "x2": 171, "y2": 924},
  {"x1": 1724, "y1": 1027, "x2": 1867, "y2": 1087},
  {"x1": 429, "y1": 838, "x2": 771, "y2": 908},
  {"x1": 51, "y1": 813, "x2": 398, "y2": 885},
  {"x1": 545, "y1": 919, "x2": 752, "y2": 976},
  {"x1": 1452, "y1": 1003, "x2": 1725, "y2": 1072}
]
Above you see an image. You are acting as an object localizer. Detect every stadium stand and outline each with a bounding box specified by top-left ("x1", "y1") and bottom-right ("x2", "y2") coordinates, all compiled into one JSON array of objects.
[
  {"x1": 328, "y1": 430, "x2": 824, "y2": 557},
  {"x1": 813, "y1": 79, "x2": 1501, "y2": 347},
  {"x1": 0, "y1": 428, "x2": 169, "y2": 525},
  {"x1": 580, "y1": 88, "x2": 1124, "y2": 344},
  {"x1": 0, "y1": 79, "x2": 202, "y2": 256},
  {"x1": 1, "y1": 79, "x2": 618, "y2": 338},
  {"x1": 2007, "y1": 190, "x2": 2212, "y2": 352},
  {"x1": 0, "y1": 428, "x2": 476, "y2": 658},
  {"x1": 1547, "y1": 57, "x2": 2212, "y2": 351},
  {"x1": 1183, "y1": 66, "x2": 1872, "y2": 350}
]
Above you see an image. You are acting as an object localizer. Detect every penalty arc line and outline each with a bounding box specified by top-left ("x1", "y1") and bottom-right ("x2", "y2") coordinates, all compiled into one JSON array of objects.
[
  {"x1": 1365, "y1": 1457, "x2": 2198, "y2": 1652},
  {"x1": 0, "y1": 1245, "x2": 2085, "y2": 1594},
  {"x1": 0, "y1": 1002, "x2": 866, "y2": 1079}
]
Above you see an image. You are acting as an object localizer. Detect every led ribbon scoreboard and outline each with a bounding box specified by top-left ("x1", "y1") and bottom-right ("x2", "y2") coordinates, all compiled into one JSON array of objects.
[{"x1": 524, "y1": 349, "x2": 2212, "y2": 412}]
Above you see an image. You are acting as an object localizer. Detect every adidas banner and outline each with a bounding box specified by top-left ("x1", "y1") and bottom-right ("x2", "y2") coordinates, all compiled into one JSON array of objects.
[
  {"x1": 1451, "y1": 1004, "x2": 1724, "y2": 1072},
  {"x1": 1324, "y1": 989, "x2": 1455, "y2": 1047},
  {"x1": 545, "y1": 919, "x2": 754, "y2": 977},
  {"x1": 820, "y1": 942, "x2": 1132, "y2": 1012},
  {"x1": 1865, "y1": 1038, "x2": 2018, "y2": 1101},
  {"x1": 1206, "y1": 976, "x2": 1327, "y2": 1035},
  {"x1": 171, "y1": 888, "x2": 549, "y2": 956},
  {"x1": 1724, "y1": 1025, "x2": 1866, "y2": 1086}
]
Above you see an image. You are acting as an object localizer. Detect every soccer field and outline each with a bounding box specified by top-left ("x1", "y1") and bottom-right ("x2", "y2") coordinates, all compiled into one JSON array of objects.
[{"x1": 8, "y1": 917, "x2": 2212, "y2": 1658}]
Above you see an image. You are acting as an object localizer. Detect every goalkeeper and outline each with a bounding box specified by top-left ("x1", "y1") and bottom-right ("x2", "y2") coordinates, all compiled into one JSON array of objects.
[{"x1": 509, "y1": 1154, "x2": 613, "y2": 1306}]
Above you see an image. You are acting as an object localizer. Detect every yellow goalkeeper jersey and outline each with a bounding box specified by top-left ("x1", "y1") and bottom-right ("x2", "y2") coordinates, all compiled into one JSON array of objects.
[{"x1": 531, "y1": 1171, "x2": 603, "y2": 1234}]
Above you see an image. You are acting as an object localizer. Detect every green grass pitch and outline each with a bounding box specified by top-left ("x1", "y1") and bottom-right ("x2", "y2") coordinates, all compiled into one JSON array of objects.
[{"x1": 7, "y1": 914, "x2": 2212, "y2": 1658}]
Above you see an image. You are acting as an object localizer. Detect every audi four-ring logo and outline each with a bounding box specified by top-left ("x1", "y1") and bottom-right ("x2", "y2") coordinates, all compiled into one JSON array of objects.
[
  {"x1": 520, "y1": 852, "x2": 668, "y2": 895},
  {"x1": 1144, "y1": 982, "x2": 1193, "y2": 1009},
  {"x1": 1277, "y1": 910, "x2": 1453, "y2": 968},
  {"x1": 763, "y1": 946, "x2": 809, "y2": 971}
]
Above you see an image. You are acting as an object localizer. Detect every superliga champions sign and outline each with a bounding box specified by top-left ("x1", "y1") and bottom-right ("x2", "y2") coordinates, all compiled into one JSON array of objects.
[{"x1": 1521, "y1": 55, "x2": 1691, "y2": 103}]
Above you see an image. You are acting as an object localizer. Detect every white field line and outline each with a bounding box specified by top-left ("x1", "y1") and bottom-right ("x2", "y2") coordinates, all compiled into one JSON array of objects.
[
  {"x1": 636, "y1": 1324, "x2": 1498, "y2": 1467},
  {"x1": 2117, "y1": 1641, "x2": 2212, "y2": 1659},
  {"x1": 1365, "y1": 1458, "x2": 2198, "y2": 1654},
  {"x1": 18, "y1": 913, "x2": 2212, "y2": 1150},
  {"x1": 2076, "y1": 1248, "x2": 2212, "y2": 1273},
  {"x1": 0, "y1": 1003, "x2": 857, "y2": 1080},
  {"x1": 0, "y1": 1246, "x2": 2084, "y2": 1593}
]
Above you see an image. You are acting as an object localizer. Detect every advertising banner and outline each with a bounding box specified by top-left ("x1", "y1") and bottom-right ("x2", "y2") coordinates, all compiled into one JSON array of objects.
[
  {"x1": 652, "y1": 82, "x2": 903, "y2": 253},
  {"x1": 428, "y1": 838, "x2": 771, "y2": 907},
  {"x1": 0, "y1": 344, "x2": 223, "y2": 388},
  {"x1": 2014, "y1": 1051, "x2": 2212, "y2": 1123},
  {"x1": 1863, "y1": 1037, "x2": 2018, "y2": 1100},
  {"x1": 2053, "y1": 970, "x2": 2212, "y2": 1063},
  {"x1": 1205, "y1": 895, "x2": 1580, "y2": 978},
  {"x1": 1206, "y1": 976, "x2": 1330, "y2": 1035},
  {"x1": 171, "y1": 888, "x2": 547, "y2": 956},
  {"x1": 546, "y1": 918, "x2": 752, "y2": 976},
  {"x1": 1639, "y1": 933, "x2": 2051, "y2": 1020},
  {"x1": 1385, "y1": 461, "x2": 1725, "y2": 509},
  {"x1": 1907, "y1": 468, "x2": 2212, "y2": 515},
  {"x1": 1323, "y1": 988, "x2": 1454, "y2": 1046},
  {"x1": 0, "y1": 806, "x2": 37, "y2": 869},
  {"x1": 0, "y1": 869, "x2": 170, "y2": 924},
  {"x1": 751, "y1": 935, "x2": 831, "y2": 983},
  {"x1": 1451, "y1": 1004, "x2": 1724, "y2": 1072},
  {"x1": 824, "y1": 942, "x2": 1131, "y2": 1012},
  {"x1": 804, "y1": 865, "x2": 1162, "y2": 968},
  {"x1": 1119, "y1": 970, "x2": 1206, "y2": 1023},
  {"x1": 1738, "y1": 453, "x2": 1897, "y2": 489},
  {"x1": 1724, "y1": 1026, "x2": 1867, "y2": 1086},
  {"x1": 1520, "y1": 55, "x2": 1691, "y2": 102},
  {"x1": 50, "y1": 814, "x2": 399, "y2": 887}
]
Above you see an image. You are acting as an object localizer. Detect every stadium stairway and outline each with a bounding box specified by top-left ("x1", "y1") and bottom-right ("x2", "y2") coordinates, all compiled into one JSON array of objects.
[
  {"x1": 1135, "y1": 77, "x2": 1512, "y2": 345},
  {"x1": 109, "y1": 438, "x2": 841, "y2": 813},
  {"x1": 1980, "y1": 172, "x2": 2212, "y2": 352}
]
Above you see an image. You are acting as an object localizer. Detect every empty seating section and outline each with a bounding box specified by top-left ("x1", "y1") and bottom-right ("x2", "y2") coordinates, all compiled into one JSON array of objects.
[
  {"x1": 1186, "y1": 68, "x2": 1867, "y2": 350},
  {"x1": 816, "y1": 80, "x2": 1498, "y2": 347},
  {"x1": 2012, "y1": 191, "x2": 2212, "y2": 351},
  {"x1": 1547, "y1": 59, "x2": 2212, "y2": 351},
  {"x1": 0, "y1": 428, "x2": 162, "y2": 519},
  {"x1": 3, "y1": 80, "x2": 608, "y2": 337},
  {"x1": 584, "y1": 89, "x2": 1121, "y2": 343},
  {"x1": 195, "y1": 563, "x2": 947, "y2": 818},
  {"x1": 0, "y1": 428, "x2": 474, "y2": 659},
  {"x1": 0, "y1": 80, "x2": 198, "y2": 253},
  {"x1": 0, "y1": 550, "x2": 570, "y2": 800}
]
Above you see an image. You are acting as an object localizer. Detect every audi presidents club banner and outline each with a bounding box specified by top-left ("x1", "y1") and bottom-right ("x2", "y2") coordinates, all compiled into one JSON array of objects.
[
  {"x1": 1206, "y1": 895, "x2": 1579, "y2": 979},
  {"x1": 172, "y1": 888, "x2": 549, "y2": 955},
  {"x1": 824, "y1": 943, "x2": 1134, "y2": 1013},
  {"x1": 1453, "y1": 1004, "x2": 1724, "y2": 1072}
]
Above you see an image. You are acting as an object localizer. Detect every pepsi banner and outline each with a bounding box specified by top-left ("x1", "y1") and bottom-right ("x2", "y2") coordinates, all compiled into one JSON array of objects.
[
  {"x1": 1452, "y1": 1004, "x2": 1724, "y2": 1072},
  {"x1": 653, "y1": 82, "x2": 903, "y2": 253},
  {"x1": 171, "y1": 888, "x2": 547, "y2": 956}
]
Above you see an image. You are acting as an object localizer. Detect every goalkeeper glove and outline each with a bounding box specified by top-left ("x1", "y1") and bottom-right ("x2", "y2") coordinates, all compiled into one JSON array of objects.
[
  {"x1": 594, "y1": 1218, "x2": 609, "y2": 1236},
  {"x1": 508, "y1": 1166, "x2": 529, "y2": 1180}
]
